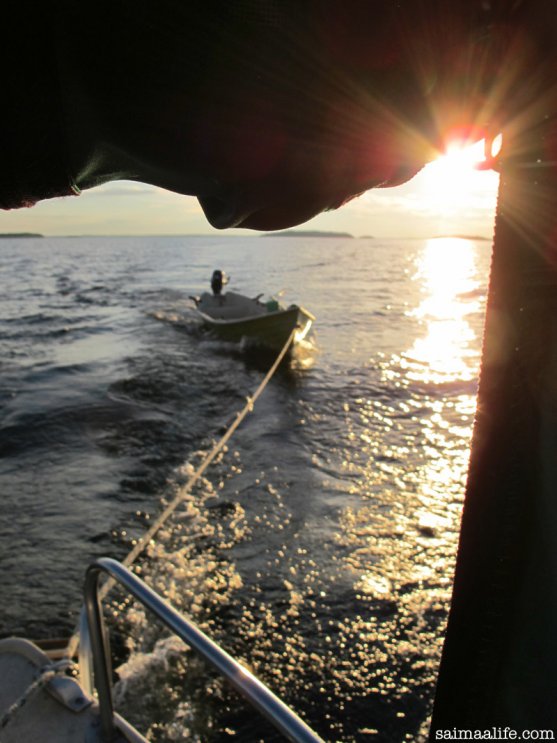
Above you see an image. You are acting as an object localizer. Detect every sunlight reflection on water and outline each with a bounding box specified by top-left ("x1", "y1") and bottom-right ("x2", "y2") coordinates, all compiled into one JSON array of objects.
[
  {"x1": 405, "y1": 237, "x2": 483, "y2": 385},
  {"x1": 326, "y1": 237, "x2": 488, "y2": 739}
]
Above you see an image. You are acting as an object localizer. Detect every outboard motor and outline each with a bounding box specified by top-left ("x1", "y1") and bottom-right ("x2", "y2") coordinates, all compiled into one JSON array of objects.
[{"x1": 211, "y1": 270, "x2": 227, "y2": 295}]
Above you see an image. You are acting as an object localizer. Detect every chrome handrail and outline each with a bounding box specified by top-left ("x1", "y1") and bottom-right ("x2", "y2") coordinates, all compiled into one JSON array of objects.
[{"x1": 83, "y1": 557, "x2": 324, "y2": 743}]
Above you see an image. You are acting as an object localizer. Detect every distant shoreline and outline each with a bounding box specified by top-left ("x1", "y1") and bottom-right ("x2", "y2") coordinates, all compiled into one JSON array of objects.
[
  {"x1": 0, "y1": 232, "x2": 492, "y2": 241},
  {"x1": 262, "y1": 230, "x2": 354, "y2": 239},
  {"x1": 0, "y1": 232, "x2": 43, "y2": 238}
]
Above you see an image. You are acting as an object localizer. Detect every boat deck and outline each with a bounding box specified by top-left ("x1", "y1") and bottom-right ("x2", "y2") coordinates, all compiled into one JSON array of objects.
[{"x1": 0, "y1": 638, "x2": 144, "y2": 743}]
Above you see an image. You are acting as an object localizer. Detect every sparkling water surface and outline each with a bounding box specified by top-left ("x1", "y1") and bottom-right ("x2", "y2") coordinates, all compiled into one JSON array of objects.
[{"x1": 0, "y1": 235, "x2": 491, "y2": 741}]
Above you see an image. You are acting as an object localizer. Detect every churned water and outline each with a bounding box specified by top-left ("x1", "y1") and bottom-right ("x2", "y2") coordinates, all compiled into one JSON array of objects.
[{"x1": 0, "y1": 234, "x2": 491, "y2": 741}]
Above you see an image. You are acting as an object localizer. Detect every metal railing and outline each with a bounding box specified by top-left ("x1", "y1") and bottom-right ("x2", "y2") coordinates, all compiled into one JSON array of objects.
[{"x1": 82, "y1": 557, "x2": 324, "y2": 742}]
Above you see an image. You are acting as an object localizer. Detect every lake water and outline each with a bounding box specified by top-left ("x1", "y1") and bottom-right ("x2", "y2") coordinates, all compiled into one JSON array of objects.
[{"x1": 0, "y1": 234, "x2": 491, "y2": 742}]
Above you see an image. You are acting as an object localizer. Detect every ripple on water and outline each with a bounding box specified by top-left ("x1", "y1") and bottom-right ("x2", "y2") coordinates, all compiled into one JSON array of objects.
[{"x1": 0, "y1": 235, "x2": 491, "y2": 741}]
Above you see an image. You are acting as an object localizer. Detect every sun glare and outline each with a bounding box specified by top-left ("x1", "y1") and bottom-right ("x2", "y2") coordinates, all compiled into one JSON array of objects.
[{"x1": 420, "y1": 139, "x2": 499, "y2": 217}]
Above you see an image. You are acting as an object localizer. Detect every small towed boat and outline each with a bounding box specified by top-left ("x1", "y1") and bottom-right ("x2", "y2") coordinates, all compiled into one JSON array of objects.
[{"x1": 191, "y1": 271, "x2": 315, "y2": 352}]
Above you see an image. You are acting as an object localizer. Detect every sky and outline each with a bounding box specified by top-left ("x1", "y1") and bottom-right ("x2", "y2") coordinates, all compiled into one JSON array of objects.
[{"x1": 0, "y1": 141, "x2": 500, "y2": 239}]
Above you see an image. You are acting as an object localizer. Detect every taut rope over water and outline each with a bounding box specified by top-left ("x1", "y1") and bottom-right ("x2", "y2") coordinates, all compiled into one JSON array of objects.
[
  {"x1": 67, "y1": 329, "x2": 296, "y2": 654},
  {"x1": 111, "y1": 328, "x2": 296, "y2": 587}
]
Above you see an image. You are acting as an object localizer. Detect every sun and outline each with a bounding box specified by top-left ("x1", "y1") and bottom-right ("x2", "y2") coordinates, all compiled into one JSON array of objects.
[
  {"x1": 425, "y1": 140, "x2": 486, "y2": 192},
  {"x1": 418, "y1": 138, "x2": 500, "y2": 217}
]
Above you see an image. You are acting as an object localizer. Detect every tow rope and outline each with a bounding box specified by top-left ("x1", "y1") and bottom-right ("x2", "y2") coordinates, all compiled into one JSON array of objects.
[
  {"x1": 66, "y1": 328, "x2": 296, "y2": 653},
  {"x1": 107, "y1": 327, "x2": 296, "y2": 592}
]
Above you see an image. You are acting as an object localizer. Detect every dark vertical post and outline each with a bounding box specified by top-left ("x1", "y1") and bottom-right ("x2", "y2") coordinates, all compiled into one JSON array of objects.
[{"x1": 430, "y1": 114, "x2": 557, "y2": 733}]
